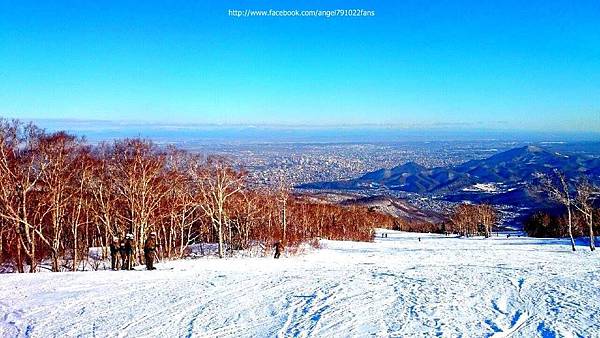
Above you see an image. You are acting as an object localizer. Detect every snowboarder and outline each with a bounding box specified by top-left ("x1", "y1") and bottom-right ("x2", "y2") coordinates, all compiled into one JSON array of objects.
[
  {"x1": 144, "y1": 232, "x2": 159, "y2": 270},
  {"x1": 273, "y1": 241, "x2": 284, "y2": 259},
  {"x1": 109, "y1": 236, "x2": 120, "y2": 270},
  {"x1": 121, "y1": 233, "x2": 134, "y2": 270}
]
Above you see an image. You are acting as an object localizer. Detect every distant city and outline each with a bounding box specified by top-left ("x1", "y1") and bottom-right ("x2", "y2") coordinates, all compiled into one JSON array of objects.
[
  {"x1": 143, "y1": 138, "x2": 597, "y2": 188},
  {"x1": 182, "y1": 140, "x2": 523, "y2": 186}
]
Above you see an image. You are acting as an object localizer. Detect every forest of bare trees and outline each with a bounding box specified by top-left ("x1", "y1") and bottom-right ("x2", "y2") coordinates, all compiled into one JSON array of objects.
[
  {"x1": 0, "y1": 120, "x2": 399, "y2": 273},
  {"x1": 446, "y1": 203, "x2": 498, "y2": 237}
]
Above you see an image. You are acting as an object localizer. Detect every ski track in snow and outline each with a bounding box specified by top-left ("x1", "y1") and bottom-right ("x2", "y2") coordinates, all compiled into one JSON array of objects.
[{"x1": 1, "y1": 231, "x2": 599, "y2": 338}]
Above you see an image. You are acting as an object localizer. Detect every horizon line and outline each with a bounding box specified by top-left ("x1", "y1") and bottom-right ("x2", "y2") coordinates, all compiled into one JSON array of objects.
[{"x1": 5, "y1": 117, "x2": 600, "y2": 135}]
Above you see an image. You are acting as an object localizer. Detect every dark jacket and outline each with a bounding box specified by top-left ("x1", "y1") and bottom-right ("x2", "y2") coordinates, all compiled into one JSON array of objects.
[
  {"x1": 144, "y1": 237, "x2": 158, "y2": 255},
  {"x1": 123, "y1": 239, "x2": 134, "y2": 255},
  {"x1": 109, "y1": 243, "x2": 119, "y2": 255}
]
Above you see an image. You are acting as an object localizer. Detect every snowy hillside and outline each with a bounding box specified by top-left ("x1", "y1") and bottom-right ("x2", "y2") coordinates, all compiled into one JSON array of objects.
[{"x1": 1, "y1": 231, "x2": 599, "y2": 337}]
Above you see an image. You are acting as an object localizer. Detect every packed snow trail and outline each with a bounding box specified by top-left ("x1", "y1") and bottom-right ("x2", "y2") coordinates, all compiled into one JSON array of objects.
[{"x1": 1, "y1": 231, "x2": 599, "y2": 337}]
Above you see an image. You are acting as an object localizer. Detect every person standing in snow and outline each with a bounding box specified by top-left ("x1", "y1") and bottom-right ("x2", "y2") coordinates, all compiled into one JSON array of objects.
[
  {"x1": 121, "y1": 233, "x2": 134, "y2": 270},
  {"x1": 273, "y1": 241, "x2": 284, "y2": 259},
  {"x1": 109, "y1": 236, "x2": 120, "y2": 270},
  {"x1": 119, "y1": 235, "x2": 126, "y2": 269},
  {"x1": 144, "y1": 232, "x2": 159, "y2": 270}
]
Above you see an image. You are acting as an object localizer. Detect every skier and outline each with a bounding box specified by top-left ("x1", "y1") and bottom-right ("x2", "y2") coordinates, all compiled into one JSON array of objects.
[
  {"x1": 273, "y1": 241, "x2": 284, "y2": 259},
  {"x1": 109, "y1": 236, "x2": 120, "y2": 270},
  {"x1": 121, "y1": 233, "x2": 134, "y2": 270},
  {"x1": 144, "y1": 232, "x2": 159, "y2": 270}
]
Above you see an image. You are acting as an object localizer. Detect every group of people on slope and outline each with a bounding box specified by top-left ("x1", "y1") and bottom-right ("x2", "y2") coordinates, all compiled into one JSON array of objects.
[
  {"x1": 109, "y1": 232, "x2": 159, "y2": 271},
  {"x1": 109, "y1": 233, "x2": 284, "y2": 269}
]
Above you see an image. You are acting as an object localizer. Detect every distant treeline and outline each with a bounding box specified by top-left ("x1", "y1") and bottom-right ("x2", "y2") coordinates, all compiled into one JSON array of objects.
[
  {"x1": 0, "y1": 119, "x2": 406, "y2": 273},
  {"x1": 392, "y1": 203, "x2": 499, "y2": 238},
  {"x1": 524, "y1": 208, "x2": 600, "y2": 239}
]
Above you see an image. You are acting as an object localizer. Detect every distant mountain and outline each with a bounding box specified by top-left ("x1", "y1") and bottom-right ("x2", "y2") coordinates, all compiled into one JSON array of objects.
[
  {"x1": 360, "y1": 162, "x2": 426, "y2": 181},
  {"x1": 454, "y1": 146, "x2": 576, "y2": 183},
  {"x1": 298, "y1": 192, "x2": 443, "y2": 224},
  {"x1": 339, "y1": 195, "x2": 444, "y2": 224},
  {"x1": 298, "y1": 146, "x2": 600, "y2": 207}
]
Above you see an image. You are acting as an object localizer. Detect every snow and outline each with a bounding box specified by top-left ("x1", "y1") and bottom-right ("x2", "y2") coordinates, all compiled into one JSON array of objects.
[
  {"x1": 462, "y1": 183, "x2": 499, "y2": 192},
  {"x1": 1, "y1": 230, "x2": 599, "y2": 337}
]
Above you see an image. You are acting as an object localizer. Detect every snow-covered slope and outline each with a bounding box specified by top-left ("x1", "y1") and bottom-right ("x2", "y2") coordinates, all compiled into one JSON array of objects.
[{"x1": 1, "y1": 231, "x2": 599, "y2": 337}]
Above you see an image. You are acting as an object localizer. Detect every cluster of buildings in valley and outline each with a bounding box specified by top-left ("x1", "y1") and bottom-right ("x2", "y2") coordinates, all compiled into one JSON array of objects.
[{"x1": 181, "y1": 140, "x2": 522, "y2": 187}]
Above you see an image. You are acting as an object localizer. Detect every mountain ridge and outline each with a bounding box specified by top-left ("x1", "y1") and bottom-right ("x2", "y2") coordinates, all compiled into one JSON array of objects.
[{"x1": 298, "y1": 146, "x2": 600, "y2": 206}]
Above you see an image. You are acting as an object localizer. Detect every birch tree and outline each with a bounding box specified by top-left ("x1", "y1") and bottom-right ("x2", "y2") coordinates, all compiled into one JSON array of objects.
[
  {"x1": 197, "y1": 157, "x2": 243, "y2": 258},
  {"x1": 110, "y1": 139, "x2": 171, "y2": 263},
  {"x1": 275, "y1": 178, "x2": 290, "y2": 243},
  {"x1": 574, "y1": 179, "x2": 597, "y2": 251},
  {"x1": 0, "y1": 120, "x2": 48, "y2": 272},
  {"x1": 87, "y1": 143, "x2": 121, "y2": 257},
  {"x1": 37, "y1": 132, "x2": 87, "y2": 271},
  {"x1": 541, "y1": 170, "x2": 576, "y2": 251},
  {"x1": 164, "y1": 149, "x2": 203, "y2": 258}
]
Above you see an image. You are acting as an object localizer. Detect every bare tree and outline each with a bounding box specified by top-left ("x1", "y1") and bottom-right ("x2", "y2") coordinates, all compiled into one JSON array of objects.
[
  {"x1": 164, "y1": 149, "x2": 204, "y2": 258},
  {"x1": 197, "y1": 157, "x2": 244, "y2": 258},
  {"x1": 478, "y1": 204, "x2": 498, "y2": 238},
  {"x1": 87, "y1": 143, "x2": 121, "y2": 258},
  {"x1": 574, "y1": 179, "x2": 597, "y2": 251},
  {"x1": 541, "y1": 170, "x2": 576, "y2": 251},
  {"x1": 67, "y1": 152, "x2": 92, "y2": 271},
  {"x1": 448, "y1": 204, "x2": 473, "y2": 237},
  {"x1": 275, "y1": 177, "x2": 290, "y2": 243},
  {"x1": 37, "y1": 132, "x2": 88, "y2": 271},
  {"x1": 110, "y1": 139, "x2": 171, "y2": 263},
  {"x1": 0, "y1": 120, "x2": 48, "y2": 272},
  {"x1": 447, "y1": 203, "x2": 498, "y2": 238}
]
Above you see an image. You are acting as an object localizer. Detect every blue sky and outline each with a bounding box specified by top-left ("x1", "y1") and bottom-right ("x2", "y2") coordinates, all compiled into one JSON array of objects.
[{"x1": 1, "y1": 0, "x2": 599, "y2": 132}]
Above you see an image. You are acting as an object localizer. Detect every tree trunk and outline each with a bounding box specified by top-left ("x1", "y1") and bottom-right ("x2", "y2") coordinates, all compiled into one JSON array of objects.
[
  {"x1": 228, "y1": 219, "x2": 233, "y2": 254},
  {"x1": 72, "y1": 225, "x2": 78, "y2": 271},
  {"x1": 179, "y1": 226, "x2": 184, "y2": 258},
  {"x1": 589, "y1": 213, "x2": 595, "y2": 251},
  {"x1": 16, "y1": 238, "x2": 24, "y2": 273},
  {"x1": 29, "y1": 234, "x2": 37, "y2": 273},
  {"x1": 217, "y1": 220, "x2": 224, "y2": 258},
  {"x1": 102, "y1": 231, "x2": 109, "y2": 260},
  {"x1": 282, "y1": 203, "x2": 287, "y2": 243},
  {"x1": 567, "y1": 206, "x2": 576, "y2": 251},
  {"x1": 51, "y1": 249, "x2": 59, "y2": 272}
]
